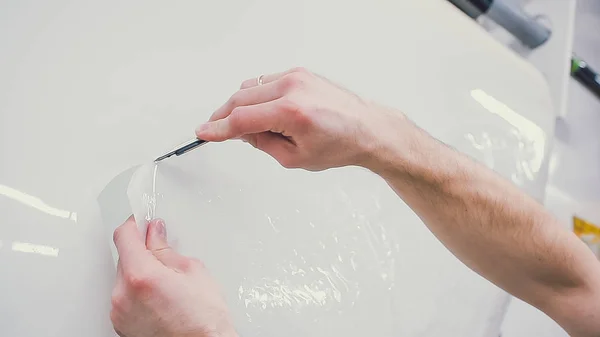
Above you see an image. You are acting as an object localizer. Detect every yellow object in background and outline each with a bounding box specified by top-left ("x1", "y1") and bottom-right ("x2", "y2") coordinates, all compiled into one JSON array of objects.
[{"x1": 574, "y1": 216, "x2": 600, "y2": 259}]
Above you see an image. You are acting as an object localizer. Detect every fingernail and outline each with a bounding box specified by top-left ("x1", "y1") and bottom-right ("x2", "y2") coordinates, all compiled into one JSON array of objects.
[
  {"x1": 154, "y1": 219, "x2": 166, "y2": 239},
  {"x1": 195, "y1": 123, "x2": 208, "y2": 134},
  {"x1": 123, "y1": 214, "x2": 136, "y2": 227}
]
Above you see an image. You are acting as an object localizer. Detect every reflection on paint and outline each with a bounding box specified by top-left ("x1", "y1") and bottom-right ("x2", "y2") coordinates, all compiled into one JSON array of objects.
[
  {"x1": 0, "y1": 184, "x2": 77, "y2": 222},
  {"x1": 470, "y1": 89, "x2": 545, "y2": 173},
  {"x1": 238, "y1": 280, "x2": 333, "y2": 310},
  {"x1": 12, "y1": 241, "x2": 59, "y2": 257}
]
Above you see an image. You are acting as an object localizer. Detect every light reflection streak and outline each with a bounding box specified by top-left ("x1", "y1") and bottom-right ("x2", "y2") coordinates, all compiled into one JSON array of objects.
[
  {"x1": 12, "y1": 241, "x2": 59, "y2": 257},
  {"x1": 0, "y1": 184, "x2": 77, "y2": 222},
  {"x1": 470, "y1": 89, "x2": 546, "y2": 173}
]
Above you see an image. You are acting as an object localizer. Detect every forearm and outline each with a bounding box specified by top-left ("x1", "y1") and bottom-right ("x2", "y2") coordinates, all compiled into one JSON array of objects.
[{"x1": 364, "y1": 116, "x2": 600, "y2": 336}]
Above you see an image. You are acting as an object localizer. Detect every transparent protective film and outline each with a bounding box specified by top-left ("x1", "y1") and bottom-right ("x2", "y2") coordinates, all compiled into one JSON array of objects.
[
  {"x1": 103, "y1": 140, "x2": 514, "y2": 337},
  {"x1": 127, "y1": 141, "x2": 397, "y2": 337}
]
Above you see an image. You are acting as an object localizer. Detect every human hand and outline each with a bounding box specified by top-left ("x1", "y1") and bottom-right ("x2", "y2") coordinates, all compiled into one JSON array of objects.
[
  {"x1": 195, "y1": 67, "x2": 409, "y2": 171},
  {"x1": 111, "y1": 216, "x2": 237, "y2": 337}
]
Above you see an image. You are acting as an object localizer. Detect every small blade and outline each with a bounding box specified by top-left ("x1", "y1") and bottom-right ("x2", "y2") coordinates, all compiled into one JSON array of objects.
[{"x1": 154, "y1": 139, "x2": 207, "y2": 162}]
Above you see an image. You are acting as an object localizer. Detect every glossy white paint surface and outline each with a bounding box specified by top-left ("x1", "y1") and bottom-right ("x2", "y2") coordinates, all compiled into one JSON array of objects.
[{"x1": 0, "y1": 1, "x2": 555, "y2": 336}]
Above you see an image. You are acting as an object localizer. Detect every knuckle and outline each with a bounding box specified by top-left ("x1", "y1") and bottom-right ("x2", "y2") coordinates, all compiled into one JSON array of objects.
[
  {"x1": 191, "y1": 258, "x2": 206, "y2": 269},
  {"x1": 278, "y1": 155, "x2": 298, "y2": 169},
  {"x1": 278, "y1": 96, "x2": 300, "y2": 113},
  {"x1": 227, "y1": 91, "x2": 244, "y2": 108},
  {"x1": 109, "y1": 309, "x2": 120, "y2": 327},
  {"x1": 240, "y1": 79, "x2": 253, "y2": 89},
  {"x1": 279, "y1": 75, "x2": 296, "y2": 93},
  {"x1": 279, "y1": 97, "x2": 310, "y2": 126},
  {"x1": 112, "y1": 227, "x2": 123, "y2": 245},
  {"x1": 294, "y1": 108, "x2": 311, "y2": 127},
  {"x1": 228, "y1": 107, "x2": 245, "y2": 131},
  {"x1": 290, "y1": 66, "x2": 310, "y2": 74},
  {"x1": 281, "y1": 72, "x2": 308, "y2": 91},
  {"x1": 124, "y1": 271, "x2": 157, "y2": 292},
  {"x1": 177, "y1": 258, "x2": 193, "y2": 273},
  {"x1": 110, "y1": 292, "x2": 125, "y2": 311}
]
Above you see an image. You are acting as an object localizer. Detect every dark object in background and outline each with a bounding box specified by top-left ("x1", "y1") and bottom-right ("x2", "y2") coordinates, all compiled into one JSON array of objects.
[
  {"x1": 449, "y1": 0, "x2": 600, "y2": 101},
  {"x1": 447, "y1": 0, "x2": 551, "y2": 48},
  {"x1": 448, "y1": 0, "x2": 493, "y2": 18},
  {"x1": 572, "y1": 56, "x2": 600, "y2": 99}
]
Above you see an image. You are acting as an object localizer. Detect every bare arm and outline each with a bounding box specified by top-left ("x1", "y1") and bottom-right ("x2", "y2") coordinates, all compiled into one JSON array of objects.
[
  {"x1": 196, "y1": 68, "x2": 600, "y2": 336},
  {"x1": 110, "y1": 68, "x2": 600, "y2": 337},
  {"x1": 365, "y1": 121, "x2": 600, "y2": 337}
]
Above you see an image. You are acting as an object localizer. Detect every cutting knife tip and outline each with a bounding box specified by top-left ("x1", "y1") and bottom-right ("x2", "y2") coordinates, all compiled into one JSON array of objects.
[
  {"x1": 154, "y1": 153, "x2": 173, "y2": 163},
  {"x1": 154, "y1": 138, "x2": 207, "y2": 163}
]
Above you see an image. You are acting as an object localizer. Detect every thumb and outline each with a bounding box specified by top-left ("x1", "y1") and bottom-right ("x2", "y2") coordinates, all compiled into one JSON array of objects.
[
  {"x1": 196, "y1": 102, "x2": 282, "y2": 142},
  {"x1": 195, "y1": 119, "x2": 232, "y2": 142},
  {"x1": 253, "y1": 132, "x2": 297, "y2": 165},
  {"x1": 146, "y1": 219, "x2": 189, "y2": 271}
]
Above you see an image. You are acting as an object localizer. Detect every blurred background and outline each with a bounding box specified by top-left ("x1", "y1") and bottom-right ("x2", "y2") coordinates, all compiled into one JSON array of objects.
[{"x1": 494, "y1": 0, "x2": 600, "y2": 336}]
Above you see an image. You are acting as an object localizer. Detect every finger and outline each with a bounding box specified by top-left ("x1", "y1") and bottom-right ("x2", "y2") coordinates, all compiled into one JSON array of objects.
[
  {"x1": 113, "y1": 215, "x2": 152, "y2": 270},
  {"x1": 145, "y1": 218, "x2": 168, "y2": 251},
  {"x1": 145, "y1": 219, "x2": 190, "y2": 272},
  {"x1": 239, "y1": 72, "x2": 284, "y2": 89},
  {"x1": 240, "y1": 67, "x2": 309, "y2": 89},
  {"x1": 208, "y1": 80, "x2": 283, "y2": 122},
  {"x1": 240, "y1": 134, "x2": 252, "y2": 144},
  {"x1": 112, "y1": 258, "x2": 125, "y2": 298},
  {"x1": 115, "y1": 259, "x2": 124, "y2": 286},
  {"x1": 239, "y1": 132, "x2": 297, "y2": 168},
  {"x1": 196, "y1": 101, "x2": 283, "y2": 141},
  {"x1": 252, "y1": 132, "x2": 297, "y2": 161}
]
